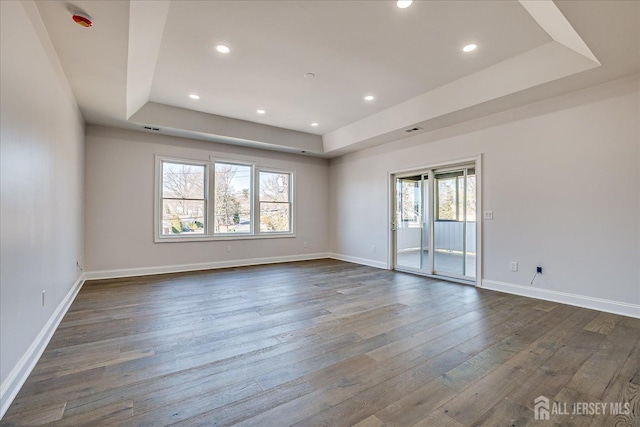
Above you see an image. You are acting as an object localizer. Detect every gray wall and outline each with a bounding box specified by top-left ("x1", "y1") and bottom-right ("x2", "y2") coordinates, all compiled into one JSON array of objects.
[
  {"x1": 84, "y1": 126, "x2": 330, "y2": 273},
  {"x1": 329, "y1": 75, "x2": 640, "y2": 306},
  {"x1": 1, "y1": 0, "x2": 85, "y2": 396}
]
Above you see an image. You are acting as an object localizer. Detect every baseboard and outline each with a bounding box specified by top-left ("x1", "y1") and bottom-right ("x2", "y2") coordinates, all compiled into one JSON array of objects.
[
  {"x1": 0, "y1": 273, "x2": 85, "y2": 419},
  {"x1": 482, "y1": 279, "x2": 640, "y2": 319},
  {"x1": 328, "y1": 253, "x2": 388, "y2": 270},
  {"x1": 84, "y1": 253, "x2": 332, "y2": 280}
]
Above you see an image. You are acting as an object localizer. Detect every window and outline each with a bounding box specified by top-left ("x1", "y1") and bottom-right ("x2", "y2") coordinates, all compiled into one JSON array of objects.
[
  {"x1": 397, "y1": 176, "x2": 421, "y2": 226},
  {"x1": 259, "y1": 171, "x2": 291, "y2": 233},
  {"x1": 156, "y1": 157, "x2": 294, "y2": 241},
  {"x1": 214, "y1": 163, "x2": 252, "y2": 234},
  {"x1": 435, "y1": 174, "x2": 459, "y2": 221},
  {"x1": 161, "y1": 161, "x2": 206, "y2": 236},
  {"x1": 435, "y1": 168, "x2": 476, "y2": 221}
]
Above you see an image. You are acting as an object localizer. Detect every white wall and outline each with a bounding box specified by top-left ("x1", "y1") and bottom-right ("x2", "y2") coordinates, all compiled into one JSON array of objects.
[
  {"x1": 84, "y1": 126, "x2": 329, "y2": 274},
  {"x1": 0, "y1": 0, "x2": 85, "y2": 412},
  {"x1": 329, "y1": 75, "x2": 640, "y2": 309}
]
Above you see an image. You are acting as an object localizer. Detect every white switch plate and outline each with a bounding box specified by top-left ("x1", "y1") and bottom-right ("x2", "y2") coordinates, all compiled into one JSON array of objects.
[
  {"x1": 484, "y1": 211, "x2": 493, "y2": 220},
  {"x1": 510, "y1": 262, "x2": 518, "y2": 272}
]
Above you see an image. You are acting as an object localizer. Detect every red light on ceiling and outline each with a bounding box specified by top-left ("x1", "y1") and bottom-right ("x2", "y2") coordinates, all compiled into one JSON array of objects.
[{"x1": 72, "y1": 14, "x2": 92, "y2": 27}]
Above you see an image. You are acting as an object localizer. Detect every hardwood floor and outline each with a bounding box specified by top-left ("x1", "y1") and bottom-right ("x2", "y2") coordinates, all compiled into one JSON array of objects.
[{"x1": 2, "y1": 259, "x2": 639, "y2": 426}]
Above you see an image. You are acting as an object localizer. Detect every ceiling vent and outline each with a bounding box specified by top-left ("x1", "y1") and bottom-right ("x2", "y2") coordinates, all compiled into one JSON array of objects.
[
  {"x1": 405, "y1": 126, "x2": 423, "y2": 133},
  {"x1": 143, "y1": 126, "x2": 160, "y2": 131}
]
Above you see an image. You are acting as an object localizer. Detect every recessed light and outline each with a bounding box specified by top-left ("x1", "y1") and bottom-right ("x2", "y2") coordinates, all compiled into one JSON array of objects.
[
  {"x1": 189, "y1": 94, "x2": 200, "y2": 100},
  {"x1": 364, "y1": 95, "x2": 375, "y2": 101},
  {"x1": 311, "y1": 122, "x2": 319, "y2": 127},
  {"x1": 397, "y1": 0, "x2": 413, "y2": 9},
  {"x1": 256, "y1": 109, "x2": 266, "y2": 115},
  {"x1": 463, "y1": 43, "x2": 477, "y2": 53},
  {"x1": 215, "y1": 44, "x2": 231, "y2": 54}
]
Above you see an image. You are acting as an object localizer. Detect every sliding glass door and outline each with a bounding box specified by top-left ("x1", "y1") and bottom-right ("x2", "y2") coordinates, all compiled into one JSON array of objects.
[{"x1": 394, "y1": 165, "x2": 476, "y2": 282}]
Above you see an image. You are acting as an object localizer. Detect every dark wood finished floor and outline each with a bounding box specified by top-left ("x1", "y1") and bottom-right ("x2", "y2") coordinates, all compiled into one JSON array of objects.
[{"x1": 2, "y1": 259, "x2": 639, "y2": 426}]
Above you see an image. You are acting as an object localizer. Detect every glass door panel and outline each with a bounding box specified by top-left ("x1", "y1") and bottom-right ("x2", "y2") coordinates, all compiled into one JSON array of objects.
[
  {"x1": 395, "y1": 176, "x2": 422, "y2": 270},
  {"x1": 421, "y1": 174, "x2": 430, "y2": 272},
  {"x1": 465, "y1": 169, "x2": 476, "y2": 278},
  {"x1": 434, "y1": 171, "x2": 464, "y2": 276}
]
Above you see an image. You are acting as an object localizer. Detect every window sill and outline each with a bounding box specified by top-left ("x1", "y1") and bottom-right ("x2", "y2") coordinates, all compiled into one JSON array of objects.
[{"x1": 155, "y1": 233, "x2": 296, "y2": 243}]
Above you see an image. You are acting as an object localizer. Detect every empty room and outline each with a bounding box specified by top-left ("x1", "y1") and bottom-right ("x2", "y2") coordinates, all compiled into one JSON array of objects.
[{"x1": 1, "y1": 0, "x2": 639, "y2": 425}]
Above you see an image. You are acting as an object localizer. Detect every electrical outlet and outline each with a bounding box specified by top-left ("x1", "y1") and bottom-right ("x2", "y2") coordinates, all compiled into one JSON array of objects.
[
  {"x1": 226, "y1": 246, "x2": 232, "y2": 253},
  {"x1": 510, "y1": 262, "x2": 518, "y2": 272},
  {"x1": 303, "y1": 241, "x2": 308, "y2": 248},
  {"x1": 483, "y1": 211, "x2": 493, "y2": 220},
  {"x1": 372, "y1": 245, "x2": 376, "y2": 253}
]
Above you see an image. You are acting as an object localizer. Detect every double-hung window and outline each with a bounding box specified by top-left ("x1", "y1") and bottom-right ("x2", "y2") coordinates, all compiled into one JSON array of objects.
[
  {"x1": 161, "y1": 161, "x2": 206, "y2": 236},
  {"x1": 214, "y1": 162, "x2": 253, "y2": 234},
  {"x1": 259, "y1": 170, "x2": 292, "y2": 233},
  {"x1": 156, "y1": 156, "x2": 294, "y2": 241}
]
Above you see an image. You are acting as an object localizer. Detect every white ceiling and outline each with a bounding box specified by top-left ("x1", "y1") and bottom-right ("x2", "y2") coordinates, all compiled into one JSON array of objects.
[
  {"x1": 151, "y1": 0, "x2": 550, "y2": 134},
  {"x1": 34, "y1": 0, "x2": 640, "y2": 157}
]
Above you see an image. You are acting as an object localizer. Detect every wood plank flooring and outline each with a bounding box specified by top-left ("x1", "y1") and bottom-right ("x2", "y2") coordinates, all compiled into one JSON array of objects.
[{"x1": 2, "y1": 259, "x2": 639, "y2": 426}]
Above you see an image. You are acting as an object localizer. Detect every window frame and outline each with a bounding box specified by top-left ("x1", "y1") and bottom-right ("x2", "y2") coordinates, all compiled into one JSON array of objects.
[{"x1": 154, "y1": 155, "x2": 295, "y2": 243}]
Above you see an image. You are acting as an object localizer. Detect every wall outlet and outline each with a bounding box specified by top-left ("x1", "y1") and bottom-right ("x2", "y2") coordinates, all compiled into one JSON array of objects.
[
  {"x1": 372, "y1": 245, "x2": 377, "y2": 253},
  {"x1": 226, "y1": 245, "x2": 232, "y2": 253},
  {"x1": 484, "y1": 211, "x2": 493, "y2": 220},
  {"x1": 303, "y1": 241, "x2": 308, "y2": 248},
  {"x1": 510, "y1": 262, "x2": 518, "y2": 272}
]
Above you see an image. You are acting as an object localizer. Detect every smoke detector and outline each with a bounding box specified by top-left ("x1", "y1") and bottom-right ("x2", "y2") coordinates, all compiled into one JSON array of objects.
[{"x1": 72, "y1": 13, "x2": 93, "y2": 28}]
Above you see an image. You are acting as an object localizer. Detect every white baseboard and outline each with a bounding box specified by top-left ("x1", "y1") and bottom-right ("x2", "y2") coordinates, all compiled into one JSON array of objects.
[
  {"x1": 84, "y1": 253, "x2": 332, "y2": 280},
  {"x1": 328, "y1": 253, "x2": 388, "y2": 270},
  {"x1": 0, "y1": 273, "x2": 85, "y2": 419},
  {"x1": 482, "y1": 279, "x2": 640, "y2": 319}
]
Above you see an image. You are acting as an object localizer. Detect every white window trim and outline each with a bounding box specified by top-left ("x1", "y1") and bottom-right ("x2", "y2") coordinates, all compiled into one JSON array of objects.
[{"x1": 154, "y1": 155, "x2": 296, "y2": 243}]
